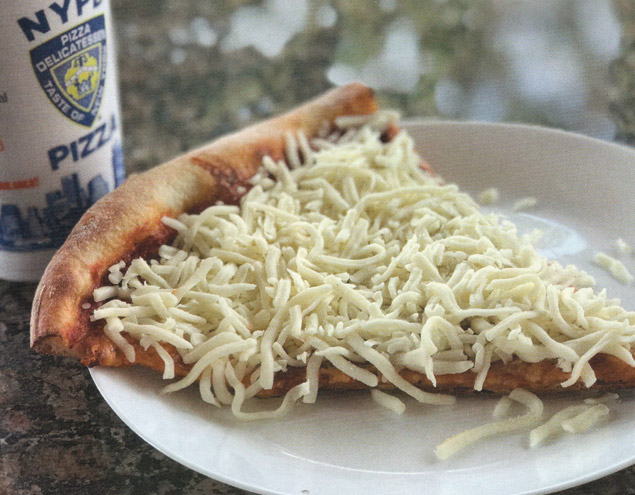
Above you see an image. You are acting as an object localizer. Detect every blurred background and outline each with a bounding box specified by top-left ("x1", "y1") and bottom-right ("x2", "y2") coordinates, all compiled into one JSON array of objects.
[{"x1": 111, "y1": 0, "x2": 635, "y2": 176}]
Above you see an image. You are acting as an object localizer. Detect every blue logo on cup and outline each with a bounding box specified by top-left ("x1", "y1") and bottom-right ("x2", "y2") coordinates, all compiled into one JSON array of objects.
[{"x1": 30, "y1": 15, "x2": 107, "y2": 127}]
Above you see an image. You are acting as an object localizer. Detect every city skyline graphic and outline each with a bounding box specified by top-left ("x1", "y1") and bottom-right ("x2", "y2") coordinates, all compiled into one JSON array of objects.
[
  {"x1": 0, "y1": 171, "x2": 110, "y2": 252},
  {"x1": 0, "y1": 137, "x2": 124, "y2": 252}
]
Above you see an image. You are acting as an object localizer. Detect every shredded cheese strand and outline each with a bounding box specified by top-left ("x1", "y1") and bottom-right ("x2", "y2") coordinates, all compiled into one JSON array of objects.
[
  {"x1": 371, "y1": 389, "x2": 406, "y2": 414},
  {"x1": 435, "y1": 389, "x2": 543, "y2": 460},
  {"x1": 529, "y1": 405, "x2": 590, "y2": 447}
]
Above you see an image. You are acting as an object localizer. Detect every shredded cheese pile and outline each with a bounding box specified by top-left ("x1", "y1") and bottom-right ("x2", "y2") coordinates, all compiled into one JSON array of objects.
[{"x1": 92, "y1": 113, "x2": 635, "y2": 421}]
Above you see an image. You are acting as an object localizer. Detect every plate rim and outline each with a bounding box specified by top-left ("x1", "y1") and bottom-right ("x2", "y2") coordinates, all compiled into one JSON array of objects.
[{"x1": 401, "y1": 118, "x2": 635, "y2": 157}]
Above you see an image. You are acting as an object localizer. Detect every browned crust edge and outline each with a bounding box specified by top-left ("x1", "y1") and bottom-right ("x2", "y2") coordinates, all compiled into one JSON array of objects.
[
  {"x1": 259, "y1": 353, "x2": 635, "y2": 398},
  {"x1": 125, "y1": 340, "x2": 635, "y2": 397},
  {"x1": 30, "y1": 82, "x2": 378, "y2": 363}
]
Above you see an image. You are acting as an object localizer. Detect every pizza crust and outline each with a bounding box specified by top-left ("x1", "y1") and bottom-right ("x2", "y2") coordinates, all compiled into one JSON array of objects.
[{"x1": 30, "y1": 82, "x2": 635, "y2": 397}]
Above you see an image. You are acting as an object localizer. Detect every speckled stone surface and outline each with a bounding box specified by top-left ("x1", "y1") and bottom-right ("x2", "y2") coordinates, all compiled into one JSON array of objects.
[
  {"x1": 0, "y1": 281, "x2": 252, "y2": 495},
  {"x1": 2, "y1": 1, "x2": 635, "y2": 494}
]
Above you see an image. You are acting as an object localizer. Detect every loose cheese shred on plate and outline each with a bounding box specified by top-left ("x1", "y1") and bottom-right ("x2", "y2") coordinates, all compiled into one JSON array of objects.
[
  {"x1": 529, "y1": 404, "x2": 589, "y2": 447},
  {"x1": 529, "y1": 400, "x2": 611, "y2": 447},
  {"x1": 594, "y1": 253, "x2": 634, "y2": 285},
  {"x1": 371, "y1": 389, "x2": 406, "y2": 414},
  {"x1": 492, "y1": 395, "x2": 514, "y2": 419},
  {"x1": 93, "y1": 111, "x2": 635, "y2": 428},
  {"x1": 435, "y1": 389, "x2": 543, "y2": 460},
  {"x1": 616, "y1": 238, "x2": 633, "y2": 256},
  {"x1": 439, "y1": 389, "x2": 617, "y2": 456},
  {"x1": 477, "y1": 187, "x2": 499, "y2": 205},
  {"x1": 513, "y1": 196, "x2": 537, "y2": 211},
  {"x1": 561, "y1": 403, "x2": 609, "y2": 433}
]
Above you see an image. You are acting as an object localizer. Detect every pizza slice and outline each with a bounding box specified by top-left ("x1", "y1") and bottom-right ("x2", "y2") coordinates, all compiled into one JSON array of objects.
[{"x1": 31, "y1": 83, "x2": 635, "y2": 417}]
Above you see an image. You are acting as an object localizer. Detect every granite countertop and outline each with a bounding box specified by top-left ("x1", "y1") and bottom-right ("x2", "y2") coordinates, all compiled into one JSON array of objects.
[{"x1": 2, "y1": 1, "x2": 635, "y2": 494}]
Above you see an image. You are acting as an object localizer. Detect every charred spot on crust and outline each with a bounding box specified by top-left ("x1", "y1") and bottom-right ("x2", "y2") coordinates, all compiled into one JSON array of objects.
[
  {"x1": 381, "y1": 123, "x2": 400, "y2": 143},
  {"x1": 190, "y1": 156, "x2": 252, "y2": 205},
  {"x1": 128, "y1": 222, "x2": 177, "y2": 261}
]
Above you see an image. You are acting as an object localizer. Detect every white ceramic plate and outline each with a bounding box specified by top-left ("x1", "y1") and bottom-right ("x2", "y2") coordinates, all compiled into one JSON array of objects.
[{"x1": 91, "y1": 122, "x2": 635, "y2": 495}]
